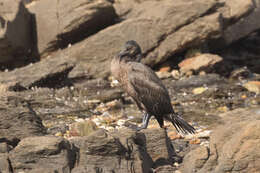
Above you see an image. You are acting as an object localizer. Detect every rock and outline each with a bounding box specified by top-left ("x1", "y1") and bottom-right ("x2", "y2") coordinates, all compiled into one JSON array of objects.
[
  {"x1": 171, "y1": 70, "x2": 181, "y2": 80},
  {"x1": 229, "y1": 66, "x2": 253, "y2": 80},
  {"x1": 243, "y1": 81, "x2": 260, "y2": 94},
  {"x1": 185, "y1": 130, "x2": 211, "y2": 140},
  {"x1": 221, "y1": 0, "x2": 260, "y2": 46},
  {"x1": 0, "y1": 56, "x2": 75, "y2": 90},
  {"x1": 159, "y1": 64, "x2": 171, "y2": 72},
  {"x1": 71, "y1": 128, "x2": 176, "y2": 172},
  {"x1": 181, "y1": 108, "x2": 260, "y2": 173},
  {"x1": 156, "y1": 71, "x2": 172, "y2": 79},
  {"x1": 181, "y1": 146, "x2": 209, "y2": 173},
  {"x1": 69, "y1": 120, "x2": 98, "y2": 137},
  {"x1": 9, "y1": 136, "x2": 78, "y2": 173},
  {"x1": 144, "y1": 12, "x2": 222, "y2": 66},
  {"x1": 192, "y1": 87, "x2": 208, "y2": 95},
  {"x1": 168, "y1": 131, "x2": 182, "y2": 140},
  {"x1": 0, "y1": 0, "x2": 35, "y2": 67},
  {"x1": 170, "y1": 74, "x2": 224, "y2": 90},
  {"x1": 0, "y1": 153, "x2": 12, "y2": 173},
  {"x1": 45, "y1": 0, "x2": 260, "y2": 78},
  {"x1": 0, "y1": 143, "x2": 12, "y2": 153},
  {"x1": 53, "y1": 0, "x2": 219, "y2": 79},
  {"x1": 0, "y1": 99, "x2": 46, "y2": 146},
  {"x1": 28, "y1": 0, "x2": 117, "y2": 56},
  {"x1": 178, "y1": 54, "x2": 223, "y2": 74}
]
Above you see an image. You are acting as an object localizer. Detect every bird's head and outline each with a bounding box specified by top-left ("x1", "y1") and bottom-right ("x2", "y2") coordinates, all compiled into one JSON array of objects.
[{"x1": 118, "y1": 40, "x2": 142, "y2": 62}]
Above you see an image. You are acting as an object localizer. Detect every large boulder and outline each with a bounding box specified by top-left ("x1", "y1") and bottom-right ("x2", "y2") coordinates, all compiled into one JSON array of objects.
[
  {"x1": 0, "y1": 0, "x2": 34, "y2": 67},
  {"x1": 221, "y1": 0, "x2": 260, "y2": 46},
  {"x1": 0, "y1": 55, "x2": 75, "y2": 90},
  {"x1": 0, "y1": 94, "x2": 46, "y2": 146},
  {"x1": 55, "y1": 0, "x2": 220, "y2": 79},
  {"x1": 9, "y1": 136, "x2": 77, "y2": 173},
  {"x1": 47, "y1": 0, "x2": 260, "y2": 79},
  {"x1": 181, "y1": 107, "x2": 260, "y2": 173},
  {"x1": 27, "y1": 0, "x2": 117, "y2": 56},
  {"x1": 71, "y1": 128, "x2": 176, "y2": 173}
]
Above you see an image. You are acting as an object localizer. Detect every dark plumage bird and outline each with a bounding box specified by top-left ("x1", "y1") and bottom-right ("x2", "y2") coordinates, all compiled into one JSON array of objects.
[{"x1": 111, "y1": 40, "x2": 195, "y2": 134}]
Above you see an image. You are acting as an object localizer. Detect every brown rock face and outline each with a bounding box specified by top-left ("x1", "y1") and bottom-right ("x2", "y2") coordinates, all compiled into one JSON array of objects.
[
  {"x1": 27, "y1": 0, "x2": 117, "y2": 56},
  {"x1": 0, "y1": 99, "x2": 46, "y2": 146},
  {"x1": 9, "y1": 136, "x2": 77, "y2": 173},
  {"x1": 55, "y1": 0, "x2": 220, "y2": 79},
  {"x1": 71, "y1": 128, "x2": 176, "y2": 173},
  {"x1": 181, "y1": 108, "x2": 260, "y2": 173},
  {"x1": 178, "y1": 54, "x2": 223, "y2": 74},
  {"x1": 0, "y1": 0, "x2": 35, "y2": 67}
]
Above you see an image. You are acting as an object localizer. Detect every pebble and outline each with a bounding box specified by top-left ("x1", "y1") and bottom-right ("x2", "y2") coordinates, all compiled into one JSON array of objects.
[
  {"x1": 168, "y1": 131, "x2": 182, "y2": 140},
  {"x1": 243, "y1": 81, "x2": 260, "y2": 94},
  {"x1": 171, "y1": 70, "x2": 180, "y2": 79},
  {"x1": 217, "y1": 106, "x2": 229, "y2": 112},
  {"x1": 185, "y1": 130, "x2": 211, "y2": 139},
  {"x1": 192, "y1": 87, "x2": 208, "y2": 95},
  {"x1": 189, "y1": 138, "x2": 201, "y2": 144},
  {"x1": 159, "y1": 66, "x2": 171, "y2": 72},
  {"x1": 156, "y1": 71, "x2": 172, "y2": 79}
]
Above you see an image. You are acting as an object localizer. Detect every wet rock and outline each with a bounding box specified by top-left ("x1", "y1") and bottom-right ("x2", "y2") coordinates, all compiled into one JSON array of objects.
[
  {"x1": 69, "y1": 120, "x2": 98, "y2": 137},
  {"x1": 28, "y1": 0, "x2": 117, "y2": 55},
  {"x1": 243, "y1": 81, "x2": 260, "y2": 94},
  {"x1": 178, "y1": 54, "x2": 223, "y2": 74},
  {"x1": 181, "y1": 108, "x2": 260, "y2": 173},
  {"x1": 9, "y1": 136, "x2": 78, "y2": 173},
  {"x1": 71, "y1": 128, "x2": 176, "y2": 173},
  {"x1": 0, "y1": 0, "x2": 35, "y2": 68}
]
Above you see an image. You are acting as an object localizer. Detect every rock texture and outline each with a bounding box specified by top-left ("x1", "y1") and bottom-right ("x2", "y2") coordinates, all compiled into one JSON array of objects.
[
  {"x1": 28, "y1": 0, "x2": 117, "y2": 56},
  {"x1": 9, "y1": 136, "x2": 77, "y2": 173},
  {"x1": 0, "y1": 0, "x2": 34, "y2": 66},
  {"x1": 181, "y1": 108, "x2": 260, "y2": 173},
  {"x1": 178, "y1": 54, "x2": 223, "y2": 74},
  {"x1": 0, "y1": 56, "x2": 75, "y2": 90},
  {"x1": 0, "y1": 96, "x2": 46, "y2": 147},
  {"x1": 71, "y1": 128, "x2": 175, "y2": 173},
  {"x1": 56, "y1": 0, "x2": 221, "y2": 78},
  {"x1": 46, "y1": 0, "x2": 260, "y2": 79}
]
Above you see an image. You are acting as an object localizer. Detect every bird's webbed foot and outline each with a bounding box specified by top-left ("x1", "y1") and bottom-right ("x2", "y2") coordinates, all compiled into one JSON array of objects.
[{"x1": 136, "y1": 113, "x2": 151, "y2": 131}]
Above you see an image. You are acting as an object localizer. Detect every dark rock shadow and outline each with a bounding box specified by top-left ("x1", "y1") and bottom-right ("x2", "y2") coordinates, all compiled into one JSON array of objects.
[
  {"x1": 133, "y1": 129, "x2": 180, "y2": 172},
  {"x1": 1, "y1": 1, "x2": 39, "y2": 71}
]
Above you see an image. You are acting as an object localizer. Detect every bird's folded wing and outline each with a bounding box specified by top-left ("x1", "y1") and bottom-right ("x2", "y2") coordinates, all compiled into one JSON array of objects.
[{"x1": 128, "y1": 62, "x2": 171, "y2": 114}]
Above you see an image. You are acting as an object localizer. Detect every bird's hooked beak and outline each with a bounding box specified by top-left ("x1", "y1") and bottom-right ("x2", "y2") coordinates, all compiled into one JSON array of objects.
[{"x1": 118, "y1": 49, "x2": 128, "y2": 58}]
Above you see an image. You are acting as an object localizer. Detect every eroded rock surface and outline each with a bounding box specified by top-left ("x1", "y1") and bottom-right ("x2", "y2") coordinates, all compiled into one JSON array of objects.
[
  {"x1": 28, "y1": 0, "x2": 117, "y2": 56},
  {"x1": 181, "y1": 108, "x2": 260, "y2": 173},
  {"x1": 71, "y1": 128, "x2": 176, "y2": 173},
  {"x1": 9, "y1": 136, "x2": 77, "y2": 173}
]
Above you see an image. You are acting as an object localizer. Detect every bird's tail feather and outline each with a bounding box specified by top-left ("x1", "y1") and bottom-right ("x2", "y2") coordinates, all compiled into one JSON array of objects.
[{"x1": 166, "y1": 113, "x2": 195, "y2": 134}]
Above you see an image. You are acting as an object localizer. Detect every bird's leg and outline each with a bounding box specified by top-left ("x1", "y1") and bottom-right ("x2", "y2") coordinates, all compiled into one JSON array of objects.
[{"x1": 137, "y1": 112, "x2": 151, "y2": 131}]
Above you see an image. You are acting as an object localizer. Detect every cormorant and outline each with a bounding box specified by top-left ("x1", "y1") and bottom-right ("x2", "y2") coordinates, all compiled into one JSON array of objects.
[{"x1": 111, "y1": 40, "x2": 195, "y2": 134}]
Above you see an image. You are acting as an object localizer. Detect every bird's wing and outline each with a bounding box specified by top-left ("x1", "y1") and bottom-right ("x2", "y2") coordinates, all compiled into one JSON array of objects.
[{"x1": 127, "y1": 62, "x2": 172, "y2": 115}]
